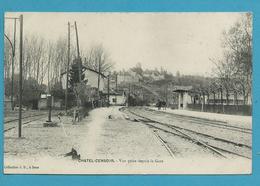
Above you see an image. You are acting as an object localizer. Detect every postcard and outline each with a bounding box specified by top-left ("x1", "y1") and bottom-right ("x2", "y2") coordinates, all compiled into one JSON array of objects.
[{"x1": 3, "y1": 12, "x2": 252, "y2": 174}]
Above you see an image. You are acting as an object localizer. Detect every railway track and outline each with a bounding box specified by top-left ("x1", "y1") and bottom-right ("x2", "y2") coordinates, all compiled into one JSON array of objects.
[
  {"x1": 5, "y1": 113, "x2": 47, "y2": 123},
  {"x1": 4, "y1": 112, "x2": 59, "y2": 132},
  {"x1": 131, "y1": 107, "x2": 251, "y2": 147},
  {"x1": 122, "y1": 107, "x2": 251, "y2": 159},
  {"x1": 4, "y1": 115, "x2": 47, "y2": 132},
  {"x1": 143, "y1": 107, "x2": 252, "y2": 134},
  {"x1": 152, "y1": 130, "x2": 176, "y2": 158}
]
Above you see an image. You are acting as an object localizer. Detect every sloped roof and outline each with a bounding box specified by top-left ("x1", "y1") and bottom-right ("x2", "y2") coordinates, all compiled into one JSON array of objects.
[
  {"x1": 85, "y1": 67, "x2": 107, "y2": 78},
  {"x1": 61, "y1": 66, "x2": 107, "y2": 78}
]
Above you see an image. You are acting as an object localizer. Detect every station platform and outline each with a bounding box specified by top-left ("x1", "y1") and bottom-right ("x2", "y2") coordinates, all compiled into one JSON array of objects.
[{"x1": 148, "y1": 107, "x2": 252, "y2": 130}]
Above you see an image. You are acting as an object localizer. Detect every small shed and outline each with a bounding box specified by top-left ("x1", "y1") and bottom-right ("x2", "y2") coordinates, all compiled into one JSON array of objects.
[
  {"x1": 172, "y1": 86, "x2": 193, "y2": 110},
  {"x1": 38, "y1": 94, "x2": 62, "y2": 110}
]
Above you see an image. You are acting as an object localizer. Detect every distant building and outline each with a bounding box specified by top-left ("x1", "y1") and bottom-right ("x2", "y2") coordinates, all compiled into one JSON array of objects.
[
  {"x1": 117, "y1": 70, "x2": 140, "y2": 84},
  {"x1": 61, "y1": 67, "x2": 106, "y2": 92},
  {"x1": 143, "y1": 72, "x2": 164, "y2": 81},
  {"x1": 84, "y1": 68, "x2": 106, "y2": 91},
  {"x1": 151, "y1": 73, "x2": 164, "y2": 81},
  {"x1": 107, "y1": 89, "x2": 127, "y2": 106},
  {"x1": 172, "y1": 86, "x2": 193, "y2": 109},
  {"x1": 172, "y1": 85, "x2": 252, "y2": 110},
  {"x1": 61, "y1": 66, "x2": 107, "y2": 107},
  {"x1": 38, "y1": 94, "x2": 62, "y2": 110}
]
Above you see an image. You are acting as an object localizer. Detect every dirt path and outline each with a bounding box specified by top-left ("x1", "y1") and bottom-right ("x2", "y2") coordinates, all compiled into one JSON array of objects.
[{"x1": 78, "y1": 107, "x2": 170, "y2": 159}]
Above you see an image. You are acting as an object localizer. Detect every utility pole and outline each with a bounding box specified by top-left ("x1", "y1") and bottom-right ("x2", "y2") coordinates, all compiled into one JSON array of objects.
[
  {"x1": 128, "y1": 83, "x2": 131, "y2": 107},
  {"x1": 115, "y1": 73, "x2": 118, "y2": 105},
  {"x1": 107, "y1": 73, "x2": 110, "y2": 107},
  {"x1": 74, "y1": 21, "x2": 81, "y2": 83},
  {"x1": 74, "y1": 21, "x2": 82, "y2": 111},
  {"x1": 18, "y1": 14, "x2": 23, "y2": 138},
  {"x1": 74, "y1": 21, "x2": 80, "y2": 59},
  {"x1": 11, "y1": 18, "x2": 17, "y2": 110},
  {"x1": 165, "y1": 84, "x2": 168, "y2": 107},
  {"x1": 97, "y1": 55, "x2": 101, "y2": 102},
  {"x1": 115, "y1": 73, "x2": 118, "y2": 91},
  {"x1": 46, "y1": 46, "x2": 52, "y2": 124},
  {"x1": 220, "y1": 85, "x2": 224, "y2": 113},
  {"x1": 65, "y1": 22, "x2": 70, "y2": 113}
]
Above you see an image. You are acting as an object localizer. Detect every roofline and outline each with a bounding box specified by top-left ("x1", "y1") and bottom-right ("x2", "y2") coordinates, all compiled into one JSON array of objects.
[
  {"x1": 85, "y1": 67, "x2": 107, "y2": 78},
  {"x1": 61, "y1": 66, "x2": 107, "y2": 78}
]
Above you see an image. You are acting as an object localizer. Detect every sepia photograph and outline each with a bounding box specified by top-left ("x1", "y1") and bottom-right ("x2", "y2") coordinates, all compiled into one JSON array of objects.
[{"x1": 3, "y1": 12, "x2": 252, "y2": 174}]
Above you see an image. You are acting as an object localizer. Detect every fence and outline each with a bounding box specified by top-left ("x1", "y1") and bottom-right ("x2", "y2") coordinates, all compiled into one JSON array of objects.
[{"x1": 187, "y1": 104, "x2": 252, "y2": 116}]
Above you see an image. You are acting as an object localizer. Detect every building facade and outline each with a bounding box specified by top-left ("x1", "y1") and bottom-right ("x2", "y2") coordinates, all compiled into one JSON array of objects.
[
  {"x1": 61, "y1": 67, "x2": 106, "y2": 92},
  {"x1": 109, "y1": 92, "x2": 127, "y2": 106}
]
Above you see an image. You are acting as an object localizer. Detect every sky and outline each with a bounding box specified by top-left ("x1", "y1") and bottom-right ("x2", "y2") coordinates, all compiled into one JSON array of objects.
[{"x1": 4, "y1": 12, "x2": 243, "y2": 76}]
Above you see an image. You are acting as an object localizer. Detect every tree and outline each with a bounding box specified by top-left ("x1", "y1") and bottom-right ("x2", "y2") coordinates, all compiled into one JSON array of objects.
[
  {"x1": 213, "y1": 13, "x2": 252, "y2": 105},
  {"x1": 69, "y1": 59, "x2": 87, "y2": 86},
  {"x1": 84, "y1": 44, "x2": 114, "y2": 74},
  {"x1": 69, "y1": 58, "x2": 88, "y2": 107},
  {"x1": 131, "y1": 62, "x2": 143, "y2": 76},
  {"x1": 213, "y1": 52, "x2": 236, "y2": 105},
  {"x1": 4, "y1": 36, "x2": 12, "y2": 81},
  {"x1": 50, "y1": 82, "x2": 65, "y2": 100},
  {"x1": 51, "y1": 37, "x2": 70, "y2": 86}
]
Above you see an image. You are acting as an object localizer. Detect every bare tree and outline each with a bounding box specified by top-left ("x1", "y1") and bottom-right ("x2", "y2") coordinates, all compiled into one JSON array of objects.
[
  {"x1": 212, "y1": 13, "x2": 252, "y2": 105},
  {"x1": 222, "y1": 13, "x2": 252, "y2": 104},
  {"x1": 84, "y1": 44, "x2": 114, "y2": 73},
  {"x1": 22, "y1": 34, "x2": 47, "y2": 85},
  {"x1": 4, "y1": 38, "x2": 12, "y2": 81}
]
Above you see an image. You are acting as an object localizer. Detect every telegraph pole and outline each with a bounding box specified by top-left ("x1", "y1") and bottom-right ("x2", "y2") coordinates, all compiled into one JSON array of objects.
[
  {"x1": 128, "y1": 83, "x2": 131, "y2": 107},
  {"x1": 165, "y1": 83, "x2": 168, "y2": 107},
  {"x1": 65, "y1": 22, "x2": 70, "y2": 113},
  {"x1": 11, "y1": 18, "x2": 17, "y2": 110},
  {"x1": 74, "y1": 21, "x2": 80, "y2": 59},
  {"x1": 74, "y1": 21, "x2": 82, "y2": 111},
  {"x1": 97, "y1": 55, "x2": 101, "y2": 102},
  {"x1": 12, "y1": 18, "x2": 17, "y2": 110},
  {"x1": 107, "y1": 73, "x2": 110, "y2": 107},
  {"x1": 74, "y1": 21, "x2": 81, "y2": 83},
  {"x1": 115, "y1": 73, "x2": 118, "y2": 90},
  {"x1": 18, "y1": 14, "x2": 23, "y2": 138},
  {"x1": 115, "y1": 73, "x2": 118, "y2": 105}
]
